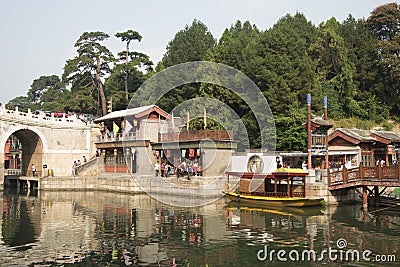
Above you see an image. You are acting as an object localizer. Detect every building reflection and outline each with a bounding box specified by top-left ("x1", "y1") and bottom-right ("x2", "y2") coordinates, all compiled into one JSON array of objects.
[
  {"x1": 2, "y1": 193, "x2": 38, "y2": 249},
  {"x1": 0, "y1": 191, "x2": 399, "y2": 266}
]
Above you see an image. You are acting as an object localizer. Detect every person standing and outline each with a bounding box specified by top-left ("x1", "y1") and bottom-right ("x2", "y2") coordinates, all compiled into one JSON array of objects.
[
  {"x1": 160, "y1": 163, "x2": 165, "y2": 177},
  {"x1": 251, "y1": 162, "x2": 257, "y2": 173},
  {"x1": 31, "y1": 164, "x2": 36, "y2": 177},
  {"x1": 83, "y1": 155, "x2": 87, "y2": 163},
  {"x1": 302, "y1": 161, "x2": 307, "y2": 170},
  {"x1": 154, "y1": 161, "x2": 160, "y2": 177}
]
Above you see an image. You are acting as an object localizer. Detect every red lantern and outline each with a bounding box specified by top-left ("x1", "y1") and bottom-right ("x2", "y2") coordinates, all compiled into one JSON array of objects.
[
  {"x1": 155, "y1": 151, "x2": 160, "y2": 157},
  {"x1": 189, "y1": 149, "x2": 195, "y2": 158},
  {"x1": 196, "y1": 149, "x2": 201, "y2": 157}
]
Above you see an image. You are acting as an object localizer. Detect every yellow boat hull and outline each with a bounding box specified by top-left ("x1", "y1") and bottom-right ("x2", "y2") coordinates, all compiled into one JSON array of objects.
[{"x1": 225, "y1": 192, "x2": 323, "y2": 207}]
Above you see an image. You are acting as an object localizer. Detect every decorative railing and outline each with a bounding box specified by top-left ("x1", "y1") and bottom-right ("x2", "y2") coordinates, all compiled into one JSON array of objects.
[
  {"x1": 160, "y1": 130, "x2": 233, "y2": 142},
  {"x1": 97, "y1": 132, "x2": 137, "y2": 142},
  {"x1": 328, "y1": 164, "x2": 400, "y2": 187},
  {"x1": 0, "y1": 107, "x2": 87, "y2": 126},
  {"x1": 5, "y1": 169, "x2": 22, "y2": 176}
]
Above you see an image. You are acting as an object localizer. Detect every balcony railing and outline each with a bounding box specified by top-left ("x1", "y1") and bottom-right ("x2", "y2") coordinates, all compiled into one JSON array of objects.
[
  {"x1": 97, "y1": 132, "x2": 137, "y2": 142},
  {"x1": 159, "y1": 130, "x2": 233, "y2": 142}
]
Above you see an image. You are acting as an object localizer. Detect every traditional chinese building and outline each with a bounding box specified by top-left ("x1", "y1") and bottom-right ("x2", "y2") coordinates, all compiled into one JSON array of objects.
[
  {"x1": 93, "y1": 105, "x2": 237, "y2": 177},
  {"x1": 328, "y1": 128, "x2": 400, "y2": 167}
]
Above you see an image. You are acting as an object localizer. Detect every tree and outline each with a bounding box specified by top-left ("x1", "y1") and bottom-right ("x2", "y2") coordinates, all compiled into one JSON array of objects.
[
  {"x1": 115, "y1": 30, "x2": 143, "y2": 101},
  {"x1": 214, "y1": 20, "x2": 259, "y2": 70},
  {"x1": 62, "y1": 31, "x2": 115, "y2": 116},
  {"x1": 27, "y1": 75, "x2": 66, "y2": 111},
  {"x1": 6, "y1": 96, "x2": 30, "y2": 112},
  {"x1": 367, "y1": 3, "x2": 400, "y2": 115},
  {"x1": 311, "y1": 18, "x2": 363, "y2": 118},
  {"x1": 160, "y1": 19, "x2": 216, "y2": 68},
  {"x1": 339, "y1": 15, "x2": 389, "y2": 122}
]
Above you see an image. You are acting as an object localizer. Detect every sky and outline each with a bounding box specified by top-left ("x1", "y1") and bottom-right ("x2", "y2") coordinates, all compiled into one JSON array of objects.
[{"x1": 0, "y1": 0, "x2": 393, "y2": 105}]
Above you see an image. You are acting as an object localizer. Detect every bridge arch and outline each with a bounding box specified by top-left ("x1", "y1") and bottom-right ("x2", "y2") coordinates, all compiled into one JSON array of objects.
[{"x1": 1, "y1": 126, "x2": 48, "y2": 177}]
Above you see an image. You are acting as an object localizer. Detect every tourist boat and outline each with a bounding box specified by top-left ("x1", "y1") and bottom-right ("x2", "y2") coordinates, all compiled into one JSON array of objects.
[{"x1": 224, "y1": 168, "x2": 324, "y2": 208}]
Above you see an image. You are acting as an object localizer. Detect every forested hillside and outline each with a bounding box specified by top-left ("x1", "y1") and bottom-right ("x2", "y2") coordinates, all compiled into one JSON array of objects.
[{"x1": 7, "y1": 3, "x2": 400, "y2": 151}]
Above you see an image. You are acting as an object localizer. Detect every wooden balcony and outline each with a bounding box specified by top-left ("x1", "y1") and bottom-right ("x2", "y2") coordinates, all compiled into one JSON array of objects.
[{"x1": 159, "y1": 129, "x2": 233, "y2": 142}]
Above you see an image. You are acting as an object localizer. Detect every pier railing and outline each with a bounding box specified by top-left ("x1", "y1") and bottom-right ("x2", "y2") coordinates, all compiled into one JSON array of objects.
[{"x1": 328, "y1": 164, "x2": 400, "y2": 189}]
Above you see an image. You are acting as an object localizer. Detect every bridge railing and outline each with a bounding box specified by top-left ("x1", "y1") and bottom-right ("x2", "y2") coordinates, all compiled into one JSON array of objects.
[
  {"x1": 0, "y1": 107, "x2": 87, "y2": 126},
  {"x1": 329, "y1": 164, "x2": 400, "y2": 187}
]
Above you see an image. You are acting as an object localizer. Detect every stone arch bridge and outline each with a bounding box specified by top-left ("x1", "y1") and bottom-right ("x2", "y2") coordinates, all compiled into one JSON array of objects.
[{"x1": 0, "y1": 107, "x2": 98, "y2": 187}]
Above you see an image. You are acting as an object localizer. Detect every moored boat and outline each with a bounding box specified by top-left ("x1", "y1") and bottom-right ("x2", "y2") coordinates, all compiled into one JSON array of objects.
[{"x1": 224, "y1": 168, "x2": 324, "y2": 208}]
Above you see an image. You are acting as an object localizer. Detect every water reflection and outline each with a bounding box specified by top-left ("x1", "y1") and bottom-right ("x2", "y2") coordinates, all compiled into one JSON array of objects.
[{"x1": 0, "y1": 189, "x2": 398, "y2": 266}]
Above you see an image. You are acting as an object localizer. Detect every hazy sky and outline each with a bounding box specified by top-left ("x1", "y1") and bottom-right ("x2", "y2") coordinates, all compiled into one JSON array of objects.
[{"x1": 0, "y1": 0, "x2": 391, "y2": 105}]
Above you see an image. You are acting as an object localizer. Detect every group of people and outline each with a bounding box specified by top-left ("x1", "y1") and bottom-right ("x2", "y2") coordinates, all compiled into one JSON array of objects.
[
  {"x1": 154, "y1": 160, "x2": 201, "y2": 180},
  {"x1": 72, "y1": 155, "x2": 88, "y2": 176},
  {"x1": 154, "y1": 162, "x2": 174, "y2": 178}
]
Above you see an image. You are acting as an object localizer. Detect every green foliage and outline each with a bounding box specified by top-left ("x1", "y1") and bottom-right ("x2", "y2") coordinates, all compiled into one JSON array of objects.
[
  {"x1": 333, "y1": 118, "x2": 376, "y2": 130},
  {"x1": 160, "y1": 19, "x2": 216, "y2": 68},
  {"x1": 6, "y1": 96, "x2": 30, "y2": 112},
  {"x1": 275, "y1": 108, "x2": 308, "y2": 151},
  {"x1": 367, "y1": 3, "x2": 400, "y2": 115}
]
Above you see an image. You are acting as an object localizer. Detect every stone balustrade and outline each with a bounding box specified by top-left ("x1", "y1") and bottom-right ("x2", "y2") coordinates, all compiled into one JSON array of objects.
[{"x1": 0, "y1": 106, "x2": 88, "y2": 127}]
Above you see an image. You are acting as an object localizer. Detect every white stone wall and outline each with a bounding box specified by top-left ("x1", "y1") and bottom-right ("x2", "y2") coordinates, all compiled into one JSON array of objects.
[{"x1": 0, "y1": 110, "x2": 92, "y2": 181}]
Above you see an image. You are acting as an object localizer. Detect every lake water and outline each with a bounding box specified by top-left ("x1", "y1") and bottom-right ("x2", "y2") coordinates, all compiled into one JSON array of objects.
[{"x1": 0, "y1": 188, "x2": 399, "y2": 266}]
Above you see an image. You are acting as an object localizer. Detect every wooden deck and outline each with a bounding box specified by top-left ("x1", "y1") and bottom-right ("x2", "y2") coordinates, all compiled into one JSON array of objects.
[{"x1": 328, "y1": 164, "x2": 400, "y2": 190}]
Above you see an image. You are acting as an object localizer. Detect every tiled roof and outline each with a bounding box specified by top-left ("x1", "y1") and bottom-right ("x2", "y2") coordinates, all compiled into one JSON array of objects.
[
  {"x1": 333, "y1": 128, "x2": 400, "y2": 143},
  {"x1": 371, "y1": 130, "x2": 400, "y2": 142},
  {"x1": 94, "y1": 105, "x2": 169, "y2": 122},
  {"x1": 311, "y1": 117, "x2": 334, "y2": 127}
]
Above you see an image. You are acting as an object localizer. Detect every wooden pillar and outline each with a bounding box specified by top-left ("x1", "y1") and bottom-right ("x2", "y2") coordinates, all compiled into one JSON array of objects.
[
  {"x1": 362, "y1": 186, "x2": 368, "y2": 210},
  {"x1": 378, "y1": 165, "x2": 383, "y2": 180},
  {"x1": 303, "y1": 177, "x2": 306, "y2": 197},
  {"x1": 359, "y1": 162, "x2": 364, "y2": 180},
  {"x1": 343, "y1": 166, "x2": 348, "y2": 184},
  {"x1": 274, "y1": 178, "x2": 277, "y2": 195},
  {"x1": 397, "y1": 162, "x2": 400, "y2": 181},
  {"x1": 307, "y1": 94, "x2": 312, "y2": 170},
  {"x1": 374, "y1": 186, "x2": 379, "y2": 207}
]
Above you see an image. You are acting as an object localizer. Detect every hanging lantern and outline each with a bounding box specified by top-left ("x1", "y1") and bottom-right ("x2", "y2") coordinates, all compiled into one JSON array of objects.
[
  {"x1": 196, "y1": 149, "x2": 201, "y2": 157},
  {"x1": 189, "y1": 148, "x2": 195, "y2": 158},
  {"x1": 155, "y1": 151, "x2": 160, "y2": 157}
]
